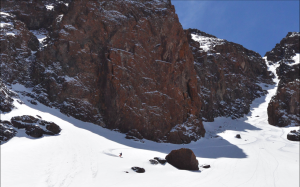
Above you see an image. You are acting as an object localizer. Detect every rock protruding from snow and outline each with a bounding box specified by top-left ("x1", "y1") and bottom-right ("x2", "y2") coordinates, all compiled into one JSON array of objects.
[
  {"x1": 186, "y1": 28, "x2": 273, "y2": 122},
  {"x1": 1, "y1": 115, "x2": 61, "y2": 144},
  {"x1": 235, "y1": 134, "x2": 241, "y2": 139},
  {"x1": 265, "y1": 32, "x2": 300, "y2": 63},
  {"x1": 10, "y1": 115, "x2": 61, "y2": 138},
  {"x1": 149, "y1": 159, "x2": 159, "y2": 165},
  {"x1": 165, "y1": 148, "x2": 199, "y2": 170},
  {"x1": 266, "y1": 32, "x2": 300, "y2": 127},
  {"x1": 287, "y1": 129, "x2": 300, "y2": 141},
  {"x1": 0, "y1": 120, "x2": 17, "y2": 144},
  {"x1": 0, "y1": 80, "x2": 17, "y2": 113},
  {"x1": 131, "y1": 167, "x2": 145, "y2": 173},
  {"x1": 1, "y1": 1, "x2": 69, "y2": 30},
  {"x1": 201, "y1": 164, "x2": 210, "y2": 168},
  {"x1": 154, "y1": 157, "x2": 167, "y2": 164}
]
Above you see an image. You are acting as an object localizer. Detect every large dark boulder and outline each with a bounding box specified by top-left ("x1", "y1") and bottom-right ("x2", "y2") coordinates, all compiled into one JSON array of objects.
[
  {"x1": 25, "y1": 125, "x2": 44, "y2": 138},
  {"x1": 11, "y1": 115, "x2": 39, "y2": 129},
  {"x1": 43, "y1": 121, "x2": 61, "y2": 134},
  {"x1": 165, "y1": 148, "x2": 199, "y2": 170},
  {"x1": 287, "y1": 130, "x2": 300, "y2": 141}
]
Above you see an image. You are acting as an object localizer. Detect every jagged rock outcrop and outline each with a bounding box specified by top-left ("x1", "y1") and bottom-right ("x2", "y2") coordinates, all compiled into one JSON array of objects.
[
  {"x1": 0, "y1": 120, "x2": 17, "y2": 144},
  {"x1": 11, "y1": 115, "x2": 61, "y2": 136},
  {"x1": 0, "y1": 10, "x2": 39, "y2": 85},
  {"x1": 149, "y1": 159, "x2": 159, "y2": 165},
  {"x1": 185, "y1": 29, "x2": 273, "y2": 121},
  {"x1": 266, "y1": 32, "x2": 300, "y2": 127},
  {"x1": 0, "y1": 79, "x2": 17, "y2": 113},
  {"x1": 265, "y1": 32, "x2": 300, "y2": 63},
  {"x1": 1, "y1": 0, "x2": 205, "y2": 143},
  {"x1": 165, "y1": 148, "x2": 199, "y2": 170},
  {"x1": 1, "y1": 0, "x2": 71, "y2": 30},
  {"x1": 0, "y1": 115, "x2": 61, "y2": 144}
]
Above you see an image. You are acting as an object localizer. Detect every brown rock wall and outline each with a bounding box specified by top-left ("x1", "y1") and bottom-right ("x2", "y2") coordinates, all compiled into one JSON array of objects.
[
  {"x1": 186, "y1": 29, "x2": 273, "y2": 121},
  {"x1": 1, "y1": 0, "x2": 204, "y2": 143}
]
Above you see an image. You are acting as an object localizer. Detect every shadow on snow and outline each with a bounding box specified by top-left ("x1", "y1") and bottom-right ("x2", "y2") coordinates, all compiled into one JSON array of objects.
[{"x1": 3, "y1": 81, "x2": 278, "y2": 159}]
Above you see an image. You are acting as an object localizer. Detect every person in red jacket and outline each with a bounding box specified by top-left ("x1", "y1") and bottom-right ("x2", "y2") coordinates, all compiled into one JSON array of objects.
[{"x1": 119, "y1": 152, "x2": 122, "y2": 157}]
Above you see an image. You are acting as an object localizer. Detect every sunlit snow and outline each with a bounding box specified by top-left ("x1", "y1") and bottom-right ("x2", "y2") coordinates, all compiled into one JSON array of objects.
[
  {"x1": 45, "y1": 5, "x2": 54, "y2": 11},
  {"x1": 191, "y1": 33, "x2": 225, "y2": 52},
  {"x1": 289, "y1": 53, "x2": 300, "y2": 66},
  {"x1": 1, "y1": 59, "x2": 299, "y2": 187}
]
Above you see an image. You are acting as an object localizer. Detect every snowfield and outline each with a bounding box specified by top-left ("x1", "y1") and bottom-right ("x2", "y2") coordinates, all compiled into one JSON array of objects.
[{"x1": 1, "y1": 61, "x2": 299, "y2": 187}]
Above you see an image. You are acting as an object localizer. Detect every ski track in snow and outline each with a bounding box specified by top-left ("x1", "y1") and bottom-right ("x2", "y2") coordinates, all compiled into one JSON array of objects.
[{"x1": 1, "y1": 60, "x2": 299, "y2": 187}]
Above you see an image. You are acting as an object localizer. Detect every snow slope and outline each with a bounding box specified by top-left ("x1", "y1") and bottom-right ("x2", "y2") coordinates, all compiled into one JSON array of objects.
[{"x1": 1, "y1": 61, "x2": 299, "y2": 187}]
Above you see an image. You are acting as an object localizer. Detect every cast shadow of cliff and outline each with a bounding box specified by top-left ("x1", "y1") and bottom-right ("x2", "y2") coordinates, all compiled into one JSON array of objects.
[
  {"x1": 12, "y1": 81, "x2": 278, "y2": 159},
  {"x1": 15, "y1": 95, "x2": 253, "y2": 159}
]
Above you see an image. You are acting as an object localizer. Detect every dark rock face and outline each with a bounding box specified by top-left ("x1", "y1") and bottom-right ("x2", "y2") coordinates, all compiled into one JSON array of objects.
[
  {"x1": 165, "y1": 148, "x2": 199, "y2": 170},
  {"x1": 236, "y1": 134, "x2": 241, "y2": 139},
  {"x1": 1, "y1": 0, "x2": 205, "y2": 143},
  {"x1": 265, "y1": 32, "x2": 300, "y2": 63},
  {"x1": 186, "y1": 29, "x2": 273, "y2": 121},
  {"x1": 266, "y1": 32, "x2": 300, "y2": 127},
  {"x1": 0, "y1": 10, "x2": 39, "y2": 85},
  {"x1": 131, "y1": 167, "x2": 145, "y2": 173},
  {"x1": 287, "y1": 130, "x2": 300, "y2": 141},
  {"x1": 166, "y1": 115, "x2": 205, "y2": 144},
  {"x1": 0, "y1": 80, "x2": 17, "y2": 113},
  {"x1": 0, "y1": 121, "x2": 17, "y2": 144},
  {"x1": 1, "y1": 0, "x2": 70, "y2": 30}
]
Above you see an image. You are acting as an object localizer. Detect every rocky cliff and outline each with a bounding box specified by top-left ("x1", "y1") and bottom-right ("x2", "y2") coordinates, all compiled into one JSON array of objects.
[
  {"x1": 266, "y1": 32, "x2": 300, "y2": 127},
  {"x1": 1, "y1": 0, "x2": 204, "y2": 143},
  {"x1": 1, "y1": 0, "x2": 285, "y2": 143},
  {"x1": 185, "y1": 29, "x2": 273, "y2": 121}
]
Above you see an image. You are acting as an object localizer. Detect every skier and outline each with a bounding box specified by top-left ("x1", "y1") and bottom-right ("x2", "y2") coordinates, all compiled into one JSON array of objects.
[{"x1": 119, "y1": 152, "x2": 122, "y2": 157}]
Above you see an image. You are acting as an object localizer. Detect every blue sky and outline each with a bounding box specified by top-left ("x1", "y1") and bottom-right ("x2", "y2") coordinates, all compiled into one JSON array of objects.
[{"x1": 172, "y1": 0, "x2": 299, "y2": 56}]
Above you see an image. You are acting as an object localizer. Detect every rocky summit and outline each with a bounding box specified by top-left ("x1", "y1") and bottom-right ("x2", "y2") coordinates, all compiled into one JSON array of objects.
[
  {"x1": 266, "y1": 32, "x2": 300, "y2": 127},
  {"x1": 186, "y1": 29, "x2": 273, "y2": 122}
]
